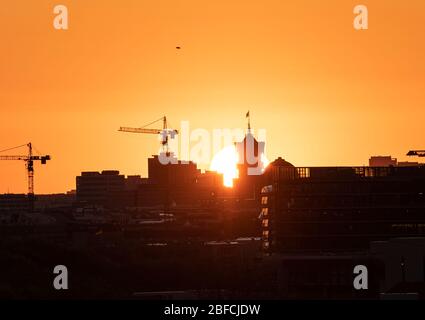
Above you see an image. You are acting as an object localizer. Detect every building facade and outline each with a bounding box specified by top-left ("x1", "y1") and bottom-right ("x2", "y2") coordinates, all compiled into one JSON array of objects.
[
  {"x1": 261, "y1": 165, "x2": 425, "y2": 253},
  {"x1": 260, "y1": 164, "x2": 425, "y2": 298},
  {"x1": 76, "y1": 170, "x2": 130, "y2": 208}
]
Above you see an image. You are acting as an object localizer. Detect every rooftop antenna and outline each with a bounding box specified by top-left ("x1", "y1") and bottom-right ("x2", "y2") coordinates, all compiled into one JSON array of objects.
[{"x1": 246, "y1": 110, "x2": 251, "y2": 133}]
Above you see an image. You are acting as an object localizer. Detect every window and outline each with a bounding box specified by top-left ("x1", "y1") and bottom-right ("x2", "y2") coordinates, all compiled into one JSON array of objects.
[
  {"x1": 261, "y1": 207, "x2": 269, "y2": 217},
  {"x1": 261, "y1": 196, "x2": 268, "y2": 205}
]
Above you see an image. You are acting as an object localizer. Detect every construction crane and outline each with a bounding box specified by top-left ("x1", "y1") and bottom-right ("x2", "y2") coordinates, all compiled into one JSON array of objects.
[
  {"x1": 407, "y1": 150, "x2": 425, "y2": 157},
  {"x1": 0, "y1": 143, "x2": 51, "y2": 211},
  {"x1": 119, "y1": 116, "x2": 178, "y2": 154}
]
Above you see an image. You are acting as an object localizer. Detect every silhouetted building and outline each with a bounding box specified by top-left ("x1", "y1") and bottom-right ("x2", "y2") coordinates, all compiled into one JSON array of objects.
[
  {"x1": 270, "y1": 251, "x2": 382, "y2": 299},
  {"x1": 35, "y1": 193, "x2": 76, "y2": 210},
  {"x1": 371, "y1": 238, "x2": 425, "y2": 293},
  {"x1": 369, "y1": 156, "x2": 421, "y2": 167},
  {"x1": 138, "y1": 154, "x2": 225, "y2": 207},
  {"x1": 397, "y1": 161, "x2": 420, "y2": 167},
  {"x1": 261, "y1": 165, "x2": 425, "y2": 253},
  {"x1": 126, "y1": 175, "x2": 148, "y2": 190},
  {"x1": 0, "y1": 194, "x2": 29, "y2": 212},
  {"x1": 259, "y1": 163, "x2": 425, "y2": 298},
  {"x1": 136, "y1": 183, "x2": 167, "y2": 207},
  {"x1": 76, "y1": 157, "x2": 225, "y2": 209},
  {"x1": 234, "y1": 131, "x2": 267, "y2": 200},
  {"x1": 76, "y1": 170, "x2": 133, "y2": 208},
  {"x1": 369, "y1": 156, "x2": 397, "y2": 167},
  {"x1": 148, "y1": 154, "x2": 199, "y2": 186}
]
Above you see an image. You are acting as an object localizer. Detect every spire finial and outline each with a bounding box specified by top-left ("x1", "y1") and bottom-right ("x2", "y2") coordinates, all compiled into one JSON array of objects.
[{"x1": 246, "y1": 110, "x2": 251, "y2": 132}]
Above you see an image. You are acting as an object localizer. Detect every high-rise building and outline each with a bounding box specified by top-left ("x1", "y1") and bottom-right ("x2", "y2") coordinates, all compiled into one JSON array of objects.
[
  {"x1": 261, "y1": 165, "x2": 425, "y2": 253},
  {"x1": 259, "y1": 163, "x2": 425, "y2": 298}
]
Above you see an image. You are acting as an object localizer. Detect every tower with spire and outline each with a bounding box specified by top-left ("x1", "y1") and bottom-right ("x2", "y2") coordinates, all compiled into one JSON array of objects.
[{"x1": 234, "y1": 111, "x2": 266, "y2": 199}]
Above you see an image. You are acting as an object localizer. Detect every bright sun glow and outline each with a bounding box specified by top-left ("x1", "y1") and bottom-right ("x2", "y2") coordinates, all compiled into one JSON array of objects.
[
  {"x1": 210, "y1": 146, "x2": 239, "y2": 187},
  {"x1": 261, "y1": 153, "x2": 270, "y2": 169},
  {"x1": 210, "y1": 146, "x2": 270, "y2": 187}
]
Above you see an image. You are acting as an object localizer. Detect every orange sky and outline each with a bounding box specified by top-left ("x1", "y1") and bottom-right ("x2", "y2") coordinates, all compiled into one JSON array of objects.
[{"x1": 1, "y1": 0, "x2": 425, "y2": 194}]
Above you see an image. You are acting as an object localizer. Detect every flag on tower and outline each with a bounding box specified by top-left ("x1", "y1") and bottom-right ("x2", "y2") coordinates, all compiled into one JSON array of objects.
[{"x1": 246, "y1": 111, "x2": 250, "y2": 118}]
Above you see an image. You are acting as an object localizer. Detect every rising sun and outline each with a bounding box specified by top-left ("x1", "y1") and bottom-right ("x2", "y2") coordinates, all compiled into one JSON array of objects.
[
  {"x1": 210, "y1": 146, "x2": 239, "y2": 187},
  {"x1": 210, "y1": 145, "x2": 270, "y2": 187}
]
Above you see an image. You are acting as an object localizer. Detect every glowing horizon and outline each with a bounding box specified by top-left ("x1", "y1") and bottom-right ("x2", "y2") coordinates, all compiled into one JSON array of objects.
[{"x1": 1, "y1": 1, "x2": 425, "y2": 193}]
